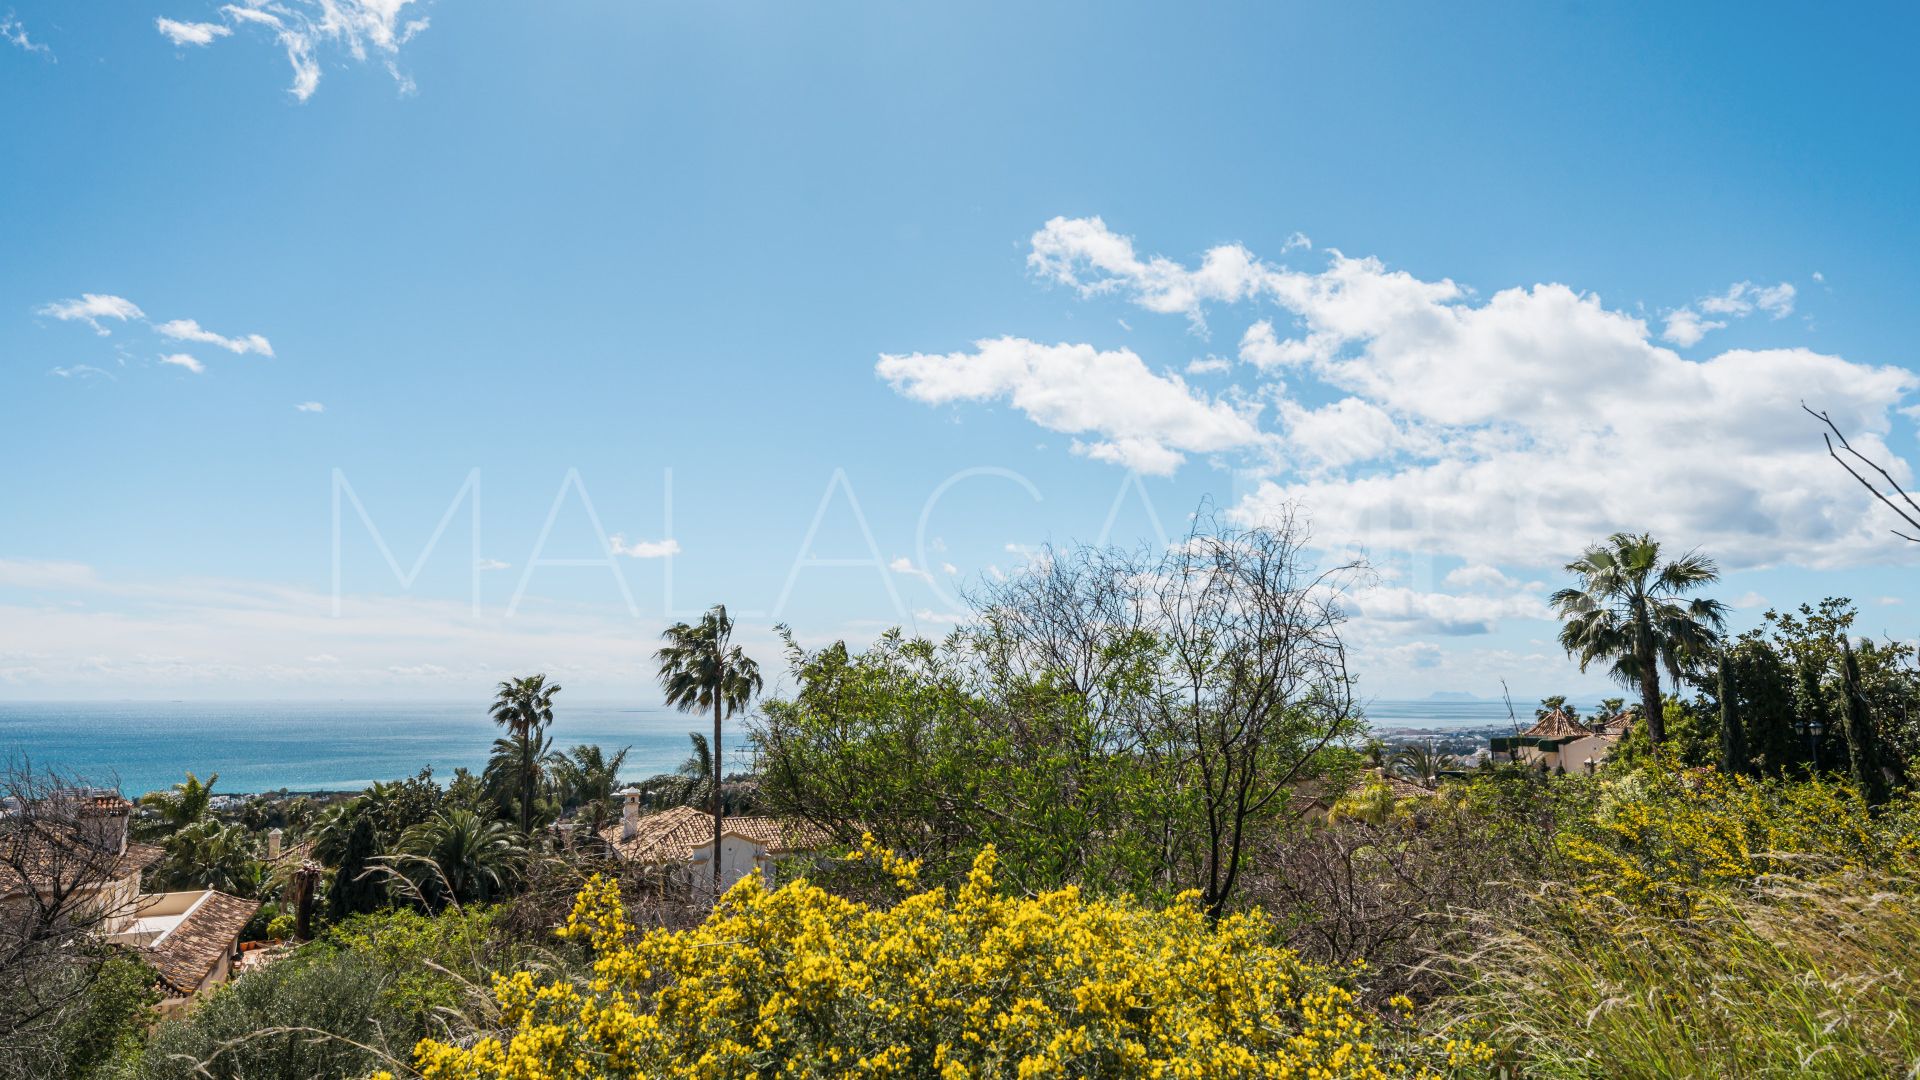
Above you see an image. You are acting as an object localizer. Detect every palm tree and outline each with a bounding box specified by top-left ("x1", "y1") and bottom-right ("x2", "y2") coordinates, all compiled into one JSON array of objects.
[
  {"x1": 484, "y1": 729, "x2": 554, "y2": 830},
  {"x1": 159, "y1": 818, "x2": 261, "y2": 895},
  {"x1": 549, "y1": 743, "x2": 630, "y2": 834},
  {"x1": 388, "y1": 809, "x2": 527, "y2": 909},
  {"x1": 636, "y1": 732, "x2": 715, "y2": 811},
  {"x1": 1550, "y1": 532, "x2": 1728, "y2": 746},
  {"x1": 139, "y1": 771, "x2": 218, "y2": 837},
  {"x1": 1534, "y1": 695, "x2": 1582, "y2": 722},
  {"x1": 489, "y1": 675, "x2": 561, "y2": 834},
  {"x1": 1389, "y1": 742, "x2": 1459, "y2": 788},
  {"x1": 655, "y1": 604, "x2": 762, "y2": 899}
]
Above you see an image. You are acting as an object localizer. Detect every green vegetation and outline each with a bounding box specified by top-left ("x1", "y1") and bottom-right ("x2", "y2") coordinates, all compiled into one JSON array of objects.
[{"x1": 10, "y1": 526, "x2": 1919, "y2": 1078}]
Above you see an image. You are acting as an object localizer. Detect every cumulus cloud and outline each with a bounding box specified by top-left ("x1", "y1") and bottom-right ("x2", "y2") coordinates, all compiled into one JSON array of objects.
[
  {"x1": 609, "y1": 535, "x2": 680, "y2": 559},
  {"x1": 1443, "y1": 564, "x2": 1522, "y2": 592},
  {"x1": 992, "y1": 216, "x2": 1913, "y2": 570},
  {"x1": 159, "y1": 353, "x2": 206, "y2": 374},
  {"x1": 294, "y1": 401, "x2": 324, "y2": 412},
  {"x1": 156, "y1": 318, "x2": 273, "y2": 356},
  {"x1": 38, "y1": 294, "x2": 145, "y2": 335},
  {"x1": 156, "y1": 17, "x2": 231, "y2": 45},
  {"x1": 1347, "y1": 585, "x2": 1552, "y2": 636},
  {"x1": 888, "y1": 556, "x2": 934, "y2": 582},
  {"x1": 876, "y1": 337, "x2": 1266, "y2": 475},
  {"x1": 158, "y1": 0, "x2": 431, "y2": 101}
]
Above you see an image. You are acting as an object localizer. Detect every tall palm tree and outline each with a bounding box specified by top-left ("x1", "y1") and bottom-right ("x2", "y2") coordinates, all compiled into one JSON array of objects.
[
  {"x1": 484, "y1": 729, "x2": 554, "y2": 830},
  {"x1": 655, "y1": 604, "x2": 761, "y2": 899},
  {"x1": 548, "y1": 743, "x2": 631, "y2": 834},
  {"x1": 1550, "y1": 532, "x2": 1728, "y2": 746},
  {"x1": 489, "y1": 675, "x2": 560, "y2": 834}
]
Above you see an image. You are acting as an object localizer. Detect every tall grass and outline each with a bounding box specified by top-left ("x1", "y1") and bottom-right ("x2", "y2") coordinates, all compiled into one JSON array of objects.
[{"x1": 1448, "y1": 875, "x2": 1920, "y2": 1079}]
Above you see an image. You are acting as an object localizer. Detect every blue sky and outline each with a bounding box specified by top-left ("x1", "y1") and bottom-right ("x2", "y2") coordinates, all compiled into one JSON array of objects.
[{"x1": 2, "y1": 2, "x2": 1916, "y2": 703}]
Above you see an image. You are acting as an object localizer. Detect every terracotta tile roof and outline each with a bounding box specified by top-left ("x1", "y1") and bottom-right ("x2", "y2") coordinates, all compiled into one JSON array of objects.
[
  {"x1": 0, "y1": 826, "x2": 162, "y2": 899},
  {"x1": 145, "y1": 891, "x2": 259, "y2": 996},
  {"x1": 1588, "y1": 712, "x2": 1633, "y2": 736},
  {"x1": 1522, "y1": 708, "x2": 1596, "y2": 739},
  {"x1": 599, "y1": 806, "x2": 831, "y2": 864}
]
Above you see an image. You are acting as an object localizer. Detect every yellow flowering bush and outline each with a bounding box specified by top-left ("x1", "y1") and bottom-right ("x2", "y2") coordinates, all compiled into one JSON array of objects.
[
  {"x1": 1559, "y1": 761, "x2": 1920, "y2": 915},
  {"x1": 396, "y1": 845, "x2": 1489, "y2": 1079}
]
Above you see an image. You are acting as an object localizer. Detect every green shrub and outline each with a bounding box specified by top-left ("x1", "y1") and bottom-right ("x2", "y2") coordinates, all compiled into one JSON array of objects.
[{"x1": 135, "y1": 950, "x2": 408, "y2": 1080}]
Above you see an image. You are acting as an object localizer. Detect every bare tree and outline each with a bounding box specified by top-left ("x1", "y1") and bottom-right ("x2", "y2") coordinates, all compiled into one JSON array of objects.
[
  {"x1": 0, "y1": 760, "x2": 149, "y2": 1071},
  {"x1": 1153, "y1": 509, "x2": 1367, "y2": 919},
  {"x1": 1806, "y1": 403, "x2": 1920, "y2": 542}
]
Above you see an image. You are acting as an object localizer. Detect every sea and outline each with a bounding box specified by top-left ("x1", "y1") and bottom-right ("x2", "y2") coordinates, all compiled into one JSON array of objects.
[{"x1": 0, "y1": 696, "x2": 1596, "y2": 798}]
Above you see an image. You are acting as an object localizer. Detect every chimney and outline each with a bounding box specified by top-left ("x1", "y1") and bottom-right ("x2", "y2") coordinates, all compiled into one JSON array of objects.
[
  {"x1": 620, "y1": 787, "x2": 642, "y2": 841},
  {"x1": 267, "y1": 828, "x2": 283, "y2": 861}
]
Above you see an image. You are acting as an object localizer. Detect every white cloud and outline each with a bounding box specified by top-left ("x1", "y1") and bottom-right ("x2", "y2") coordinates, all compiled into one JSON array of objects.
[
  {"x1": 159, "y1": 353, "x2": 206, "y2": 374},
  {"x1": 1443, "y1": 564, "x2": 1522, "y2": 592},
  {"x1": 941, "y1": 562, "x2": 959, "y2": 576},
  {"x1": 0, "y1": 559, "x2": 100, "y2": 590},
  {"x1": 888, "y1": 557, "x2": 933, "y2": 582},
  {"x1": 1348, "y1": 585, "x2": 1552, "y2": 636},
  {"x1": 1185, "y1": 355, "x2": 1231, "y2": 375},
  {"x1": 1661, "y1": 308, "x2": 1723, "y2": 348},
  {"x1": 1003, "y1": 216, "x2": 1913, "y2": 571},
  {"x1": 38, "y1": 294, "x2": 145, "y2": 335},
  {"x1": 156, "y1": 17, "x2": 231, "y2": 46},
  {"x1": 1381, "y1": 641, "x2": 1444, "y2": 670},
  {"x1": 294, "y1": 401, "x2": 324, "y2": 412},
  {"x1": 474, "y1": 558, "x2": 509, "y2": 571},
  {"x1": 1276, "y1": 397, "x2": 1404, "y2": 468},
  {"x1": 49, "y1": 364, "x2": 115, "y2": 381},
  {"x1": 876, "y1": 336, "x2": 1266, "y2": 475},
  {"x1": 1028, "y1": 215, "x2": 1280, "y2": 330},
  {"x1": 156, "y1": 318, "x2": 273, "y2": 356},
  {"x1": 912, "y1": 608, "x2": 964, "y2": 626},
  {"x1": 609, "y1": 535, "x2": 681, "y2": 559},
  {"x1": 1730, "y1": 591, "x2": 1768, "y2": 609},
  {"x1": 2, "y1": 11, "x2": 52, "y2": 59},
  {"x1": 164, "y1": 1, "x2": 429, "y2": 101},
  {"x1": 1661, "y1": 281, "x2": 1797, "y2": 346}
]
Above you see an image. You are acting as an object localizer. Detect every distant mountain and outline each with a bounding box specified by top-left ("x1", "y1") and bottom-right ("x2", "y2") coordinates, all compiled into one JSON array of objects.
[{"x1": 1424, "y1": 691, "x2": 1483, "y2": 702}]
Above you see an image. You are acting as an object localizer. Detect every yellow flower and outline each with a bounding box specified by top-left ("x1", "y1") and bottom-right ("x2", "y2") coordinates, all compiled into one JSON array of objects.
[{"x1": 408, "y1": 846, "x2": 1485, "y2": 1079}]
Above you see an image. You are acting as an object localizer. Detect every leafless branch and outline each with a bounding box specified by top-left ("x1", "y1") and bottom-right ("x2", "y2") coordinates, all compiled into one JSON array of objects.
[{"x1": 1805, "y1": 402, "x2": 1920, "y2": 543}]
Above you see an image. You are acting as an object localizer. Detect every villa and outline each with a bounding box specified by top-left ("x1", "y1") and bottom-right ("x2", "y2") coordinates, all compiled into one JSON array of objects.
[
  {"x1": 0, "y1": 790, "x2": 258, "y2": 1014},
  {"x1": 1490, "y1": 707, "x2": 1632, "y2": 774},
  {"x1": 599, "y1": 791, "x2": 831, "y2": 898}
]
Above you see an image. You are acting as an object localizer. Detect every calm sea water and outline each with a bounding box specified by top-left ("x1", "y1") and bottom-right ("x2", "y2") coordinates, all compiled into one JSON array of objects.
[
  {"x1": 0, "y1": 697, "x2": 1592, "y2": 798},
  {"x1": 0, "y1": 701, "x2": 743, "y2": 798}
]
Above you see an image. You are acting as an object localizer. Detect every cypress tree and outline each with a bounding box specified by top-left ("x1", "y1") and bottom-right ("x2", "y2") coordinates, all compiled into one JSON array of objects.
[
  {"x1": 1717, "y1": 650, "x2": 1747, "y2": 776},
  {"x1": 326, "y1": 811, "x2": 387, "y2": 919},
  {"x1": 1841, "y1": 638, "x2": 1891, "y2": 806},
  {"x1": 1796, "y1": 659, "x2": 1829, "y2": 772},
  {"x1": 1736, "y1": 642, "x2": 1798, "y2": 776}
]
